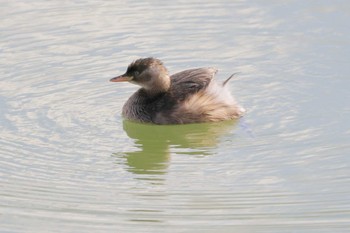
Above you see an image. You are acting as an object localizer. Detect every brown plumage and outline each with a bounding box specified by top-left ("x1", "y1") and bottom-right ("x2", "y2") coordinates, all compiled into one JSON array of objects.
[{"x1": 110, "y1": 57, "x2": 245, "y2": 124}]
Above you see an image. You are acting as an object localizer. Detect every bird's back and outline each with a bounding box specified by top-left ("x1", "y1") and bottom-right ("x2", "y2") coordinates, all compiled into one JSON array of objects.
[{"x1": 152, "y1": 67, "x2": 244, "y2": 124}]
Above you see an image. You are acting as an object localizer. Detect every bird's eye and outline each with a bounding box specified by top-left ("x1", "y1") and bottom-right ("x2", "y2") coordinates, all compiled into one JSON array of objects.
[{"x1": 133, "y1": 71, "x2": 139, "y2": 76}]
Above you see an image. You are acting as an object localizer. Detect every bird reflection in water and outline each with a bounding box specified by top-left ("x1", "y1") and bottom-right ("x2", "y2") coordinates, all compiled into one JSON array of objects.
[{"x1": 113, "y1": 119, "x2": 238, "y2": 176}]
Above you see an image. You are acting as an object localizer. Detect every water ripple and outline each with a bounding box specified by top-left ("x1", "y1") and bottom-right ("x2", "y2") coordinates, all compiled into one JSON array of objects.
[{"x1": 1, "y1": 0, "x2": 350, "y2": 232}]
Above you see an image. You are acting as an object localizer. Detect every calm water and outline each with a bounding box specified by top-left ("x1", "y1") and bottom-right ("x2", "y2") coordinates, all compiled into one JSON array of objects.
[{"x1": 1, "y1": 1, "x2": 350, "y2": 232}]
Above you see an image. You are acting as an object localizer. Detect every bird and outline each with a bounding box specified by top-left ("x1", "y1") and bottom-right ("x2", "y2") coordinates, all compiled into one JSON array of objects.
[{"x1": 110, "y1": 57, "x2": 245, "y2": 124}]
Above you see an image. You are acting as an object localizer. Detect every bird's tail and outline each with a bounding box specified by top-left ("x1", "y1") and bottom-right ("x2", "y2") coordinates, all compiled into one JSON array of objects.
[{"x1": 223, "y1": 72, "x2": 240, "y2": 86}]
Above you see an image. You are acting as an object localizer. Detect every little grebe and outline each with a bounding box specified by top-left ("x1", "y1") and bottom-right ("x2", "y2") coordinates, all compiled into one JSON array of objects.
[{"x1": 110, "y1": 58, "x2": 245, "y2": 124}]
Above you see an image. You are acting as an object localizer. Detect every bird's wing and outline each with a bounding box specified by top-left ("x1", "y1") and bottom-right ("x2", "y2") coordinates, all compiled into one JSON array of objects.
[{"x1": 170, "y1": 67, "x2": 217, "y2": 100}]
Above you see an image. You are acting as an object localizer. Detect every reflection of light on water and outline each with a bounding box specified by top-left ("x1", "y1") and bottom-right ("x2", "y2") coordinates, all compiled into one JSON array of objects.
[
  {"x1": 123, "y1": 119, "x2": 238, "y2": 148},
  {"x1": 113, "y1": 119, "x2": 239, "y2": 176}
]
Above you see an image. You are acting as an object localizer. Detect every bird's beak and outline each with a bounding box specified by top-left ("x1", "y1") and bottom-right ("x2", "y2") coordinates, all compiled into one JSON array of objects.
[{"x1": 110, "y1": 74, "x2": 132, "y2": 82}]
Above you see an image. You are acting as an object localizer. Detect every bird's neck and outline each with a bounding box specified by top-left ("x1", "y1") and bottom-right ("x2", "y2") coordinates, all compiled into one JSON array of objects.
[{"x1": 143, "y1": 74, "x2": 171, "y2": 96}]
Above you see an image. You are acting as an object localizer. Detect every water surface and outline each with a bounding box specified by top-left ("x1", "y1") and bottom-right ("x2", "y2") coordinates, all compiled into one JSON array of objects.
[{"x1": 1, "y1": 0, "x2": 350, "y2": 232}]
